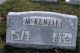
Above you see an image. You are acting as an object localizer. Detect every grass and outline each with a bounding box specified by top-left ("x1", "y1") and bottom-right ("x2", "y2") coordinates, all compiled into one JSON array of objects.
[{"x1": 0, "y1": 0, "x2": 80, "y2": 53}]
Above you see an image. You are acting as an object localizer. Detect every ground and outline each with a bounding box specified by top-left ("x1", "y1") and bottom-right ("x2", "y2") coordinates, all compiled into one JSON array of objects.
[{"x1": 0, "y1": 0, "x2": 80, "y2": 53}]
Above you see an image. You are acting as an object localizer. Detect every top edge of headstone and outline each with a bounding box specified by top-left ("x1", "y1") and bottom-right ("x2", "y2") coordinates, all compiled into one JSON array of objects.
[
  {"x1": 32, "y1": 0, "x2": 57, "y2": 2},
  {"x1": 7, "y1": 11, "x2": 77, "y2": 18}
]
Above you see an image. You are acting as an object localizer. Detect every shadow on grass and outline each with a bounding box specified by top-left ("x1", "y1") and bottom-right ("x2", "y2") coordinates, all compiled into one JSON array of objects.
[
  {"x1": 3, "y1": 45, "x2": 29, "y2": 53},
  {"x1": 0, "y1": 45, "x2": 79, "y2": 53}
]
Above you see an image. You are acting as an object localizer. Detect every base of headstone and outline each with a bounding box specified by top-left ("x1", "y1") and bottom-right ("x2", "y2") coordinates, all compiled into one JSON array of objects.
[{"x1": 7, "y1": 43, "x2": 75, "y2": 50}]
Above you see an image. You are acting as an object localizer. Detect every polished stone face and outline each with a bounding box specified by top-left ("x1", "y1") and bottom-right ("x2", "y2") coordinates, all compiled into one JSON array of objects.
[
  {"x1": 6, "y1": 11, "x2": 78, "y2": 50},
  {"x1": 66, "y1": 0, "x2": 80, "y2": 5},
  {"x1": 32, "y1": 0, "x2": 57, "y2": 2}
]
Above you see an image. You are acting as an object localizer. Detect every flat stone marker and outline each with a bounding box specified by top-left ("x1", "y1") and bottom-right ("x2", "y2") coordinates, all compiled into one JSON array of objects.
[
  {"x1": 6, "y1": 11, "x2": 78, "y2": 50},
  {"x1": 32, "y1": 0, "x2": 57, "y2": 2},
  {"x1": 65, "y1": 0, "x2": 80, "y2": 5}
]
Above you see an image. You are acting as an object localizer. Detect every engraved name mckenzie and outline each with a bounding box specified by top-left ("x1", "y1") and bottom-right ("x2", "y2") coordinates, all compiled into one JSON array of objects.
[{"x1": 23, "y1": 17, "x2": 62, "y2": 27}]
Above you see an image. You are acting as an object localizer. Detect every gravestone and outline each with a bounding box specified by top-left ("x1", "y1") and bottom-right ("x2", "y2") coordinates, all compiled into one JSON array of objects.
[
  {"x1": 65, "y1": 0, "x2": 80, "y2": 5},
  {"x1": 32, "y1": 0, "x2": 57, "y2": 2},
  {"x1": 6, "y1": 11, "x2": 78, "y2": 50}
]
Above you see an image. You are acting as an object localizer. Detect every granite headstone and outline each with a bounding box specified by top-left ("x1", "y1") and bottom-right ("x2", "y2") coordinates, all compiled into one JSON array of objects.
[{"x1": 6, "y1": 11, "x2": 78, "y2": 50}]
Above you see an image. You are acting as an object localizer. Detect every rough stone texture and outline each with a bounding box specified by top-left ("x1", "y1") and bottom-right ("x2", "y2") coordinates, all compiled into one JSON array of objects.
[{"x1": 6, "y1": 11, "x2": 78, "y2": 50}]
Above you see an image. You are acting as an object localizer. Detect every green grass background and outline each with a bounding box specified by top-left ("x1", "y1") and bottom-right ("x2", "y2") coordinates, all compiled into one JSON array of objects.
[{"x1": 0, "y1": 0, "x2": 80, "y2": 53}]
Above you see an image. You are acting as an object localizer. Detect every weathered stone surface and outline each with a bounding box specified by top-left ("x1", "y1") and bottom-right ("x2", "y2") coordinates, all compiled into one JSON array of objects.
[
  {"x1": 6, "y1": 11, "x2": 78, "y2": 50},
  {"x1": 66, "y1": 0, "x2": 80, "y2": 5}
]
